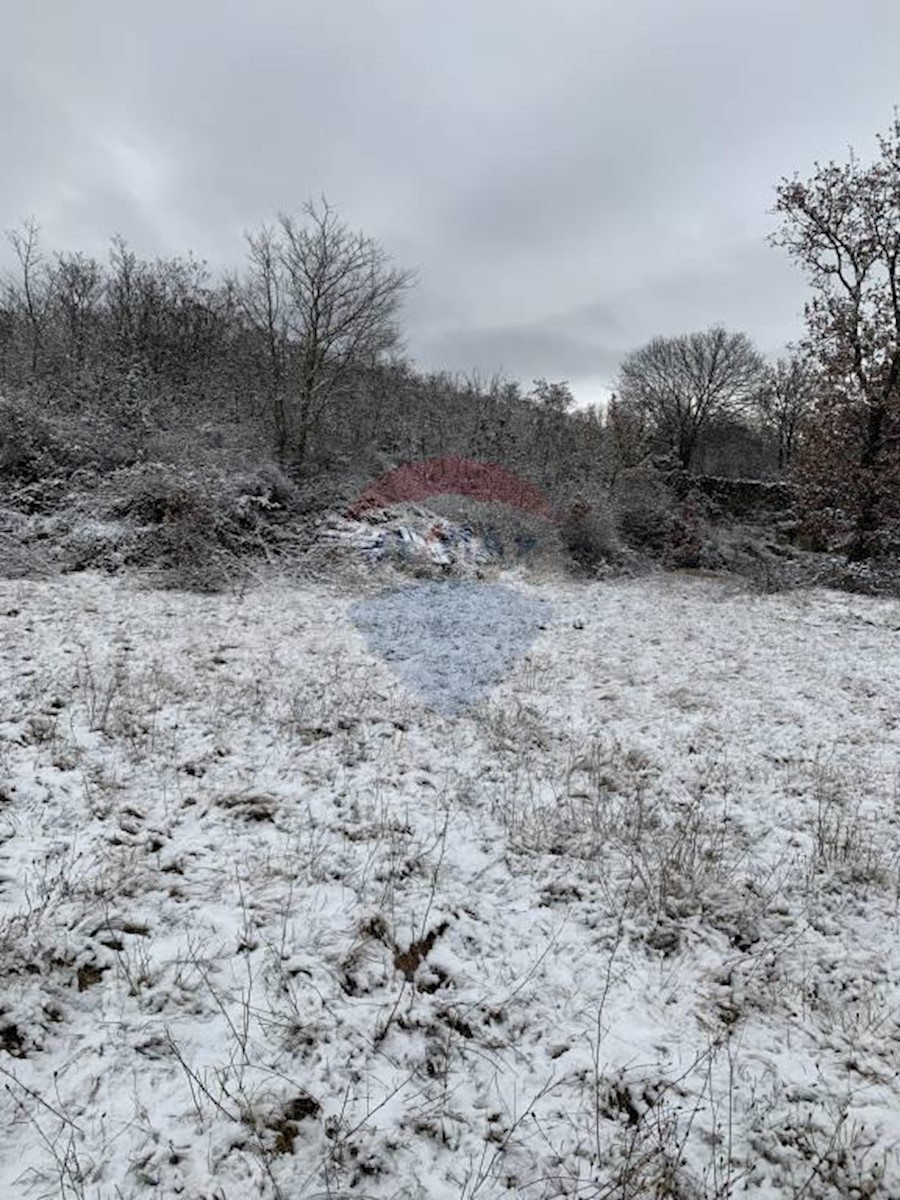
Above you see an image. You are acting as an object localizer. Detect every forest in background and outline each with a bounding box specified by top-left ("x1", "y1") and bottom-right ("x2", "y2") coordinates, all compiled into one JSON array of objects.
[{"x1": 1, "y1": 119, "x2": 898, "y2": 591}]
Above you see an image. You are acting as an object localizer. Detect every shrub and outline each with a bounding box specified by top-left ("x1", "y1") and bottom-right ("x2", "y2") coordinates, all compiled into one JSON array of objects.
[
  {"x1": 142, "y1": 485, "x2": 237, "y2": 592},
  {"x1": 0, "y1": 397, "x2": 57, "y2": 481},
  {"x1": 78, "y1": 459, "x2": 305, "y2": 590},
  {"x1": 611, "y1": 466, "x2": 675, "y2": 554},
  {"x1": 559, "y1": 496, "x2": 621, "y2": 571},
  {"x1": 0, "y1": 395, "x2": 139, "y2": 482},
  {"x1": 662, "y1": 494, "x2": 705, "y2": 569}
]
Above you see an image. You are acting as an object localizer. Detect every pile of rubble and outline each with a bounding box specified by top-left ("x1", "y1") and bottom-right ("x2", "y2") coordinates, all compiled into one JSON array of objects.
[{"x1": 320, "y1": 505, "x2": 506, "y2": 573}]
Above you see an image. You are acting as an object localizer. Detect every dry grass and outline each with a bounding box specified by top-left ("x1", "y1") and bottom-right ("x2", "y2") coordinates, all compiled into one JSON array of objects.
[{"x1": 1, "y1": 573, "x2": 899, "y2": 1198}]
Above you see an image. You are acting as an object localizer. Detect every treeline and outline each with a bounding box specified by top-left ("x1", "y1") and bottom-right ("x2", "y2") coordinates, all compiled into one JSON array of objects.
[
  {"x1": 2, "y1": 106, "x2": 900, "y2": 567},
  {"x1": 0, "y1": 202, "x2": 792, "y2": 499}
]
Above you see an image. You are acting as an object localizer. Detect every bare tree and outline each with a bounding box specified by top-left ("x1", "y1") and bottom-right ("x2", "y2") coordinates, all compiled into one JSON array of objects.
[
  {"x1": 603, "y1": 394, "x2": 652, "y2": 484},
  {"x1": 105, "y1": 234, "x2": 138, "y2": 365},
  {"x1": 772, "y1": 117, "x2": 900, "y2": 557},
  {"x1": 243, "y1": 199, "x2": 415, "y2": 463},
  {"x1": 50, "y1": 251, "x2": 104, "y2": 371},
  {"x1": 526, "y1": 378, "x2": 575, "y2": 481},
  {"x1": 756, "y1": 353, "x2": 817, "y2": 470},
  {"x1": 529, "y1": 377, "x2": 574, "y2": 413},
  {"x1": 5, "y1": 217, "x2": 49, "y2": 374},
  {"x1": 616, "y1": 326, "x2": 766, "y2": 472},
  {"x1": 241, "y1": 225, "x2": 290, "y2": 456}
]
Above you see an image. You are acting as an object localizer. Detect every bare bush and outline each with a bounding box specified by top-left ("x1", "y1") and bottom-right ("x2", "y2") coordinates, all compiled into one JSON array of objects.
[
  {"x1": 557, "y1": 495, "x2": 622, "y2": 573},
  {"x1": 30, "y1": 459, "x2": 311, "y2": 590},
  {"x1": 612, "y1": 466, "x2": 676, "y2": 555},
  {"x1": 0, "y1": 396, "x2": 63, "y2": 482}
]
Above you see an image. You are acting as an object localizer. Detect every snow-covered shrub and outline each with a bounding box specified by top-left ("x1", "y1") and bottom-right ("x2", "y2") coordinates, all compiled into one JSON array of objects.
[
  {"x1": 612, "y1": 466, "x2": 676, "y2": 554},
  {"x1": 143, "y1": 482, "x2": 239, "y2": 592},
  {"x1": 0, "y1": 528, "x2": 49, "y2": 579},
  {"x1": 0, "y1": 396, "x2": 58, "y2": 481},
  {"x1": 663, "y1": 494, "x2": 706, "y2": 569},
  {"x1": 0, "y1": 394, "x2": 140, "y2": 482},
  {"x1": 58, "y1": 519, "x2": 138, "y2": 575},
  {"x1": 558, "y1": 495, "x2": 621, "y2": 572},
  {"x1": 61, "y1": 459, "x2": 305, "y2": 589}
]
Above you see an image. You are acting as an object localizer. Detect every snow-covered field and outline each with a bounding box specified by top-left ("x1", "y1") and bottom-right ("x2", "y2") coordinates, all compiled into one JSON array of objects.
[{"x1": 1, "y1": 567, "x2": 899, "y2": 1199}]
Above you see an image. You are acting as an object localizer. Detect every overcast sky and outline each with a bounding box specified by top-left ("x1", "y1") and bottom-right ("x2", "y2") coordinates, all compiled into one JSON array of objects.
[{"x1": 2, "y1": 0, "x2": 899, "y2": 404}]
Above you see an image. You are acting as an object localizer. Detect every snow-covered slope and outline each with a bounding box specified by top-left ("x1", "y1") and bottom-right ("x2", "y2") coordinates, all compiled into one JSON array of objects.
[{"x1": 1, "y1": 570, "x2": 899, "y2": 1198}]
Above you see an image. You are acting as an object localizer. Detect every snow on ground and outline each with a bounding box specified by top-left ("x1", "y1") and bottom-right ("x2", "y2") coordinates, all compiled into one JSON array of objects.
[
  {"x1": 350, "y1": 582, "x2": 553, "y2": 716},
  {"x1": 1, "y1": 567, "x2": 899, "y2": 1199}
]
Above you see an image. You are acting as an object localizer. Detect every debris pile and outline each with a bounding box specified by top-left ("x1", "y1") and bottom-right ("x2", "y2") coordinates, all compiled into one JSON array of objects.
[{"x1": 321, "y1": 506, "x2": 500, "y2": 572}]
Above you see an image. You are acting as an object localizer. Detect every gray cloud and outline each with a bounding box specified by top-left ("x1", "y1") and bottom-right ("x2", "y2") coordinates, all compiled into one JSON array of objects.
[
  {"x1": 430, "y1": 320, "x2": 623, "y2": 386},
  {"x1": 2, "y1": 0, "x2": 898, "y2": 404}
]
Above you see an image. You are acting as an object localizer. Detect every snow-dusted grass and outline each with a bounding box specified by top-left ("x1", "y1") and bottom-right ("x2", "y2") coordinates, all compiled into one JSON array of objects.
[{"x1": 1, "y1": 569, "x2": 899, "y2": 1198}]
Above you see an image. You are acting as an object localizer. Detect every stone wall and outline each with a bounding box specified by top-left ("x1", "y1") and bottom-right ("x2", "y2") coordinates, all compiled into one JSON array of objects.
[{"x1": 670, "y1": 473, "x2": 795, "y2": 519}]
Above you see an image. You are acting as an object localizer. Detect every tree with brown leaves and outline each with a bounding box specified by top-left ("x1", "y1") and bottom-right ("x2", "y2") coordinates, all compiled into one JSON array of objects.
[
  {"x1": 772, "y1": 118, "x2": 900, "y2": 558},
  {"x1": 756, "y1": 353, "x2": 817, "y2": 471}
]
